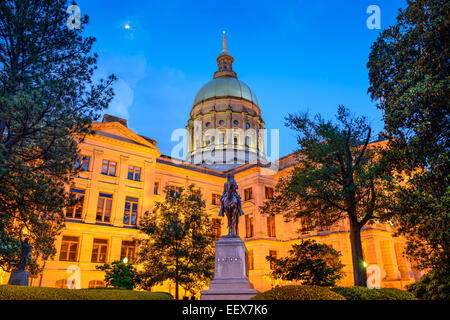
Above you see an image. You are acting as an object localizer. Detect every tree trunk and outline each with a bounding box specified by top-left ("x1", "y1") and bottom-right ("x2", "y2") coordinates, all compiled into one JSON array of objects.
[{"x1": 349, "y1": 218, "x2": 367, "y2": 287}]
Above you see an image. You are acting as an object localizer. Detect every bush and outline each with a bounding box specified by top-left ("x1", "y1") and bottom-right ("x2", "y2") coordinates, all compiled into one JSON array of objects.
[
  {"x1": 250, "y1": 285, "x2": 346, "y2": 300},
  {"x1": 330, "y1": 286, "x2": 415, "y2": 300},
  {"x1": 407, "y1": 269, "x2": 450, "y2": 300},
  {"x1": 0, "y1": 285, "x2": 173, "y2": 300}
]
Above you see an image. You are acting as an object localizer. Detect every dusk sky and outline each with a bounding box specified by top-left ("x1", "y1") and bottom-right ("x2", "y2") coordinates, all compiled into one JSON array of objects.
[{"x1": 76, "y1": 0, "x2": 407, "y2": 158}]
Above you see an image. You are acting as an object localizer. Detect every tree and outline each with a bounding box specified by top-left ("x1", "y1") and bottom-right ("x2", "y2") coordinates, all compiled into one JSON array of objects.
[
  {"x1": 261, "y1": 106, "x2": 386, "y2": 287},
  {"x1": 0, "y1": 0, "x2": 115, "y2": 275},
  {"x1": 266, "y1": 239, "x2": 345, "y2": 287},
  {"x1": 96, "y1": 260, "x2": 138, "y2": 290},
  {"x1": 137, "y1": 185, "x2": 215, "y2": 299},
  {"x1": 367, "y1": 0, "x2": 449, "y2": 277}
]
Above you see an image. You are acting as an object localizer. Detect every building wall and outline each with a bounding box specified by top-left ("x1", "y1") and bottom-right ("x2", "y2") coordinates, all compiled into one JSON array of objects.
[{"x1": 1, "y1": 121, "x2": 419, "y2": 295}]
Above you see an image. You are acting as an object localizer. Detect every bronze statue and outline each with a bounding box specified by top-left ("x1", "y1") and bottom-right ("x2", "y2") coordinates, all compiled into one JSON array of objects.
[
  {"x1": 219, "y1": 174, "x2": 244, "y2": 236},
  {"x1": 18, "y1": 238, "x2": 31, "y2": 271}
]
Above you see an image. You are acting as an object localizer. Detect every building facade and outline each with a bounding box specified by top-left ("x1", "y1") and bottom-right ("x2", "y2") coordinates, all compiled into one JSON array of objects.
[{"x1": 0, "y1": 35, "x2": 422, "y2": 296}]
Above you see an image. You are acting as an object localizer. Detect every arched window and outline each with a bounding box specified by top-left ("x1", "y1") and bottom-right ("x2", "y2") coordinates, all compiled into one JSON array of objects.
[{"x1": 55, "y1": 279, "x2": 68, "y2": 288}]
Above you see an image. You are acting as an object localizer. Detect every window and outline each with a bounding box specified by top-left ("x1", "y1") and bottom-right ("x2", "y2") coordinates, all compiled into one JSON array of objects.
[
  {"x1": 66, "y1": 188, "x2": 85, "y2": 219},
  {"x1": 245, "y1": 214, "x2": 254, "y2": 238},
  {"x1": 205, "y1": 135, "x2": 212, "y2": 146},
  {"x1": 212, "y1": 218, "x2": 221, "y2": 242},
  {"x1": 219, "y1": 133, "x2": 225, "y2": 146},
  {"x1": 88, "y1": 280, "x2": 105, "y2": 288},
  {"x1": 212, "y1": 193, "x2": 221, "y2": 206},
  {"x1": 245, "y1": 136, "x2": 251, "y2": 147},
  {"x1": 267, "y1": 215, "x2": 276, "y2": 237},
  {"x1": 219, "y1": 120, "x2": 224, "y2": 126},
  {"x1": 247, "y1": 250, "x2": 254, "y2": 270},
  {"x1": 233, "y1": 120, "x2": 239, "y2": 126},
  {"x1": 265, "y1": 186, "x2": 274, "y2": 200},
  {"x1": 127, "y1": 166, "x2": 141, "y2": 181},
  {"x1": 246, "y1": 122, "x2": 251, "y2": 129},
  {"x1": 205, "y1": 122, "x2": 211, "y2": 127},
  {"x1": 168, "y1": 186, "x2": 180, "y2": 198},
  {"x1": 269, "y1": 250, "x2": 277, "y2": 270},
  {"x1": 123, "y1": 196, "x2": 138, "y2": 225},
  {"x1": 120, "y1": 240, "x2": 136, "y2": 263},
  {"x1": 233, "y1": 135, "x2": 239, "y2": 146},
  {"x1": 244, "y1": 187, "x2": 253, "y2": 201},
  {"x1": 154, "y1": 181, "x2": 159, "y2": 195},
  {"x1": 59, "y1": 236, "x2": 79, "y2": 262},
  {"x1": 101, "y1": 160, "x2": 117, "y2": 176},
  {"x1": 74, "y1": 154, "x2": 90, "y2": 171},
  {"x1": 96, "y1": 193, "x2": 113, "y2": 222},
  {"x1": 91, "y1": 239, "x2": 108, "y2": 263}
]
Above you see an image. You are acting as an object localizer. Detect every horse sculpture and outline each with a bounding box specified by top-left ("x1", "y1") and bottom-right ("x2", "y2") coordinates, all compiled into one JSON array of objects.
[{"x1": 219, "y1": 174, "x2": 244, "y2": 236}]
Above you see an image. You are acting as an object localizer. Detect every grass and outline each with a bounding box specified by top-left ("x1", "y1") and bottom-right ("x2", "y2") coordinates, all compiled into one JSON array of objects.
[{"x1": 0, "y1": 285, "x2": 173, "y2": 300}]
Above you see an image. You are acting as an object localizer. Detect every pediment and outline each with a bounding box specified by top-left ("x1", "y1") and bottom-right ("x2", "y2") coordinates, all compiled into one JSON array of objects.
[{"x1": 90, "y1": 122, "x2": 158, "y2": 151}]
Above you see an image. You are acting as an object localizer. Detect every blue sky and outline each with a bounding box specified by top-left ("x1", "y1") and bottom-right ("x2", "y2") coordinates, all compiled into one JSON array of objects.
[{"x1": 75, "y1": 0, "x2": 407, "y2": 158}]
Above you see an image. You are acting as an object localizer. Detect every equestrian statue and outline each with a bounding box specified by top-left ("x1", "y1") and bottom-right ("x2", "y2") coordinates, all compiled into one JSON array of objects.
[{"x1": 218, "y1": 174, "x2": 244, "y2": 236}]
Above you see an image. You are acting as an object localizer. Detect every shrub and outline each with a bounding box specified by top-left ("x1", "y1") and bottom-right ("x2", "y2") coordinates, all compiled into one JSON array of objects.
[
  {"x1": 330, "y1": 286, "x2": 415, "y2": 300},
  {"x1": 0, "y1": 285, "x2": 173, "y2": 300},
  {"x1": 250, "y1": 285, "x2": 346, "y2": 300},
  {"x1": 407, "y1": 268, "x2": 450, "y2": 300}
]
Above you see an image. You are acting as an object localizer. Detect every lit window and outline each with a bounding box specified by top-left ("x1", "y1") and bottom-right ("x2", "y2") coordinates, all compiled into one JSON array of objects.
[
  {"x1": 267, "y1": 215, "x2": 276, "y2": 237},
  {"x1": 265, "y1": 186, "x2": 274, "y2": 200},
  {"x1": 66, "y1": 188, "x2": 85, "y2": 219},
  {"x1": 91, "y1": 239, "x2": 108, "y2": 263},
  {"x1": 96, "y1": 193, "x2": 113, "y2": 222},
  {"x1": 74, "y1": 155, "x2": 90, "y2": 171},
  {"x1": 120, "y1": 240, "x2": 136, "y2": 263},
  {"x1": 212, "y1": 193, "x2": 221, "y2": 206},
  {"x1": 248, "y1": 250, "x2": 254, "y2": 270},
  {"x1": 127, "y1": 166, "x2": 141, "y2": 181},
  {"x1": 88, "y1": 280, "x2": 105, "y2": 288},
  {"x1": 244, "y1": 187, "x2": 253, "y2": 201},
  {"x1": 101, "y1": 160, "x2": 117, "y2": 176},
  {"x1": 123, "y1": 196, "x2": 138, "y2": 225},
  {"x1": 245, "y1": 215, "x2": 254, "y2": 238},
  {"x1": 59, "y1": 236, "x2": 79, "y2": 262}
]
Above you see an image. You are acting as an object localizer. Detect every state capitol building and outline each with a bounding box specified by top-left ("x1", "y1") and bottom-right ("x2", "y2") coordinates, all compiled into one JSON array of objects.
[{"x1": 0, "y1": 36, "x2": 422, "y2": 296}]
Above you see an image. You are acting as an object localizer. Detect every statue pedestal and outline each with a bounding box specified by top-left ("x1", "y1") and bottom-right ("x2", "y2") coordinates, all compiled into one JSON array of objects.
[
  {"x1": 201, "y1": 235, "x2": 258, "y2": 300},
  {"x1": 8, "y1": 270, "x2": 29, "y2": 286}
]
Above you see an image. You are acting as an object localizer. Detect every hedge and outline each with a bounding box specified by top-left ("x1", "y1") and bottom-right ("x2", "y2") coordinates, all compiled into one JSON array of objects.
[
  {"x1": 250, "y1": 285, "x2": 346, "y2": 300},
  {"x1": 330, "y1": 286, "x2": 416, "y2": 300},
  {"x1": 0, "y1": 285, "x2": 173, "y2": 300}
]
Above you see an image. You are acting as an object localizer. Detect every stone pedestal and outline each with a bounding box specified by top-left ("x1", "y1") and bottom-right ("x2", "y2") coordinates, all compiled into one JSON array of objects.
[
  {"x1": 201, "y1": 235, "x2": 258, "y2": 300},
  {"x1": 8, "y1": 270, "x2": 29, "y2": 286}
]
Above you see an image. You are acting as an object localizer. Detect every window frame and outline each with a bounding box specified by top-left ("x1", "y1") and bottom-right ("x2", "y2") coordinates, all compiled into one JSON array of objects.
[
  {"x1": 96, "y1": 193, "x2": 113, "y2": 222},
  {"x1": 101, "y1": 160, "x2": 117, "y2": 177},
  {"x1": 59, "y1": 236, "x2": 79, "y2": 262}
]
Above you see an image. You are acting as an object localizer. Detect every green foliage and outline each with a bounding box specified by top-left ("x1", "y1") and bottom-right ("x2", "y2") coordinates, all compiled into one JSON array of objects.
[
  {"x1": 261, "y1": 106, "x2": 387, "y2": 286},
  {"x1": 407, "y1": 269, "x2": 450, "y2": 300},
  {"x1": 96, "y1": 260, "x2": 138, "y2": 290},
  {"x1": 137, "y1": 185, "x2": 215, "y2": 299},
  {"x1": 250, "y1": 285, "x2": 346, "y2": 300},
  {"x1": 367, "y1": 0, "x2": 449, "y2": 274},
  {"x1": 266, "y1": 239, "x2": 345, "y2": 287},
  {"x1": 0, "y1": 0, "x2": 115, "y2": 274},
  {"x1": 0, "y1": 285, "x2": 172, "y2": 300},
  {"x1": 331, "y1": 286, "x2": 416, "y2": 300}
]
